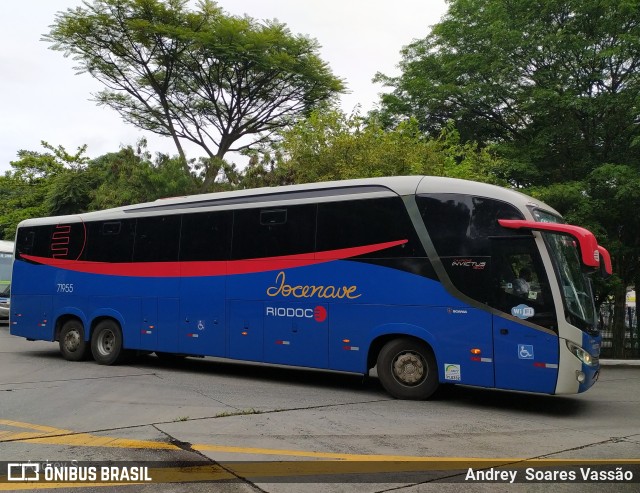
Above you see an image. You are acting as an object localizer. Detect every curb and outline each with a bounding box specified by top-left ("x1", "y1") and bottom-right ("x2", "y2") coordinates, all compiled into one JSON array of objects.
[{"x1": 600, "y1": 359, "x2": 640, "y2": 366}]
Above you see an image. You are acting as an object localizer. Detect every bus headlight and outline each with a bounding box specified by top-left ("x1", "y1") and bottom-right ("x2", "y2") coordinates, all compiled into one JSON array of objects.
[{"x1": 566, "y1": 341, "x2": 597, "y2": 367}]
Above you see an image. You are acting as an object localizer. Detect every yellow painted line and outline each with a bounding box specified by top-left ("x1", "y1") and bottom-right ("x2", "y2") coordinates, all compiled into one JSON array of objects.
[
  {"x1": 2, "y1": 419, "x2": 640, "y2": 470},
  {"x1": 192, "y1": 443, "x2": 640, "y2": 463},
  {"x1": 193, "y1": 443, "x2": 467, "y2": 461},
  {"x1": 0, "y1": 419, "x2": 177, "y2": 450},
  {"x1": 0, "y1": 420, "x2": 68, "y2": 435}
]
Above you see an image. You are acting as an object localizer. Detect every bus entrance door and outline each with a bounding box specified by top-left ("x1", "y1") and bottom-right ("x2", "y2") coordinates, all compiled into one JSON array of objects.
[
  {"x1": 493, "y1": 315, "x2": 559, "y2": 393},
  {"x1": 490, "y1": 236, "x2": 560, "y2": 393}
]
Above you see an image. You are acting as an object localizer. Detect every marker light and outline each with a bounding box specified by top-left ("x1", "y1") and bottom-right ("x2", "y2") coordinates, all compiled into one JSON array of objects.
[
  {"x1": 470, "y1": 348, "x2": 481, "y2": 355},
  {"x1": 566, "y1": 341, "x2": 597, "y2": 367}
]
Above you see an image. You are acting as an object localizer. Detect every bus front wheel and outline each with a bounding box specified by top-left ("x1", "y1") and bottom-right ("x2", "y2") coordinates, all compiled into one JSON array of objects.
[
  {"x1": 91, "y1": 320, "x2": 127, "y2": 365},
  {"x1": 377, "y1": 338, "x2": 439, "y2": 400},
  {"x1": 59, "y1": 320, "x2": 90, "y2": 361}
]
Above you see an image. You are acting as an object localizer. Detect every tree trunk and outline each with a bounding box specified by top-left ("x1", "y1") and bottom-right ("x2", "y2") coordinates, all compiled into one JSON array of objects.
[
  {"x1": 634, "y1": 274, "x2": 640, "y2": 358},
  {"x1": 200, "y1": 156, "x2": 225, "y2": 191},
  {"x1": 611, "y1": 283, "x2": 628, "y2": 359}
]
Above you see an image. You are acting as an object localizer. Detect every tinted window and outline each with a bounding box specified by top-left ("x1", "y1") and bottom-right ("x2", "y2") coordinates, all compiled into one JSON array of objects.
[
  {"x1": 317, "y1": 197, "x2": 425, "y2": 258},
  {"x1": 417, "y1": 194, "x2": 525, "y2": 257},
  {"x1": 17, "y1": 223, "x2": 85, "y2": 260},
  {"x1": 490, "y1": 237, "x2": 557, "y2": 330},
  {"x1": 232, "y1": 205, "x2": 316, "y2": 259},
  {"x1": 84, "y1": 220, "x2": 136, "y2": 263},
  {"x1": 16, "y1": 226, "x2": 50, "y2": 258},
  {"x1": 417, "y1": 194, "x2": 527, "y2": 302},
  {"x1": 133, "y1": 215, "x2": 181, "y2": 262},
  {"x1": 180, "y1": 211, "x2": 232, "y2": 261}
]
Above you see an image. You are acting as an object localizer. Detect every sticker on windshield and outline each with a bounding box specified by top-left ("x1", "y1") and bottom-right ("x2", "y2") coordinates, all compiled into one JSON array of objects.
[{"x1": 511, "y1": 304, "x2": 535, "y2": 319}]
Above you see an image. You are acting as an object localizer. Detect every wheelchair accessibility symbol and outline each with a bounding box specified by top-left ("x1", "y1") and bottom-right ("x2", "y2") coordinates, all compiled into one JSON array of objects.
[{"x1": 518, "y1": 344, "x2": 534, "y2": 360}]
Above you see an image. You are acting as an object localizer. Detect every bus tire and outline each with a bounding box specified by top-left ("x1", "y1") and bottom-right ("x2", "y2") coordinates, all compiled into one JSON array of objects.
[
  {"x1": 91, "y1": 320, "x2": 126, "y2": 365},
  {"x1": 377, "y1": 338, "x2": 439, "y2": 400},
  {"x1": 59, "y1": 320, "x2": 90, "y2": 361}
]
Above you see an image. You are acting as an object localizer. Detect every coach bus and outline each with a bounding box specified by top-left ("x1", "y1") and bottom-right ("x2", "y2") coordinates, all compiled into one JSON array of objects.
[{"x1": 10, "y1": 176, "x2": 611, "y2": 399}]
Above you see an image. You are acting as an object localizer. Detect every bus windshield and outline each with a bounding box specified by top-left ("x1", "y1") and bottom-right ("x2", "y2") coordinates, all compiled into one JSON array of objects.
[{"x1": 532, "y1": 210, "x2": 597, "y2": 329}]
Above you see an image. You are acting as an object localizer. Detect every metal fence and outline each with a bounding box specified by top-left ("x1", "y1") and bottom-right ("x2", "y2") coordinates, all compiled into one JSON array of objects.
[{"x1": 598, "y1": 296, "x2": 639, "y2": 358}]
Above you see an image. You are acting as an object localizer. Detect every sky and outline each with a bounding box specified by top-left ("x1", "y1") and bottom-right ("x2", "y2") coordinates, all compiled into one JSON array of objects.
[{"x1": 0, "y1": 0, "x2": 448, "y2": 173}]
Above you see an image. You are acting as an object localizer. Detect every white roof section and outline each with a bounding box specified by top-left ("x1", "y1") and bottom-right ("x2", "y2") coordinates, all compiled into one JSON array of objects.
[
  {"x1": 17, "y1": 175, "x2": 560, "y2": 226},
  {"x1": 415, "y1": 176, "x2": 560, "y2": 219},
  {"x1": 0, "y1": 240, "x2": 14, "y2": 252}
]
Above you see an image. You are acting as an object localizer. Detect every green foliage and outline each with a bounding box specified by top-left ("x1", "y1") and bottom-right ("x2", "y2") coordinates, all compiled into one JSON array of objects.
[
  {"x1": 376, "y1": 0, "x2": 640, "y2": 186},
  {"x1": 46, "y1": 0, "x2": 345, "y2": 186},
  {"x1": 0, "y1": 142, "x2": 89, "y2": 239},
  {"x1": 0, "y1": 140, "x2": 198, "y2": 240},
  {"x1": 244, "y1": 109, "x2": 504, "y2": 186},
  {"x1": 88, "y1": 142, "x2": 199, "y2": 209},
  {"x1": 531, "y1": 164, "x2": 640, "y2": 353},
  {"x1": 376, "y1": 0, "x2": 640, "y2": 356}
]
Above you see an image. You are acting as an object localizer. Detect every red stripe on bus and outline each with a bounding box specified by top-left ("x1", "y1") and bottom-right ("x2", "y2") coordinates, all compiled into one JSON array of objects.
[{"x1": 20, "y1": 239, "x2": 408, "y2": 278}]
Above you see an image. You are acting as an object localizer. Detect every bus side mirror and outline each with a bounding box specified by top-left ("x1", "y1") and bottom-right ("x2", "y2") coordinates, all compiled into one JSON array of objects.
[{"x1": 597, "y1": 245, "x2": 612, "y2": 279}]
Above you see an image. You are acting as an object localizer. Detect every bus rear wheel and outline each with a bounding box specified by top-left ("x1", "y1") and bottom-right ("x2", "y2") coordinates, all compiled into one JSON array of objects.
[
  {"x1": 59, "y1": 320, "x2": 90, "y2": 361},
  {"x1": 377, "y1": 338, "x2": 439, "y2": 400},
  {"x1": 91, "y1": 320, "x2": 127, "y2": 365}
]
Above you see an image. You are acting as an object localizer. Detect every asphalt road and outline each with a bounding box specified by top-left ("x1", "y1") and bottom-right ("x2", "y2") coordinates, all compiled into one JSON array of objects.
[{"x1": 1, "y1": 323, "x2": 639, "y2": 492}]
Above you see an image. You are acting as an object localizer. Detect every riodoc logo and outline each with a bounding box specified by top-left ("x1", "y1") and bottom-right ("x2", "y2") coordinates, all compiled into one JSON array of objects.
[{"x1": 266, "y1": 306, "x2": 327, "y2": 322}]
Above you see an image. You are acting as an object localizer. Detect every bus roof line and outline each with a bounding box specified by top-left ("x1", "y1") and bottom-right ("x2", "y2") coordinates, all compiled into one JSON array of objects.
[{"x1": 123, "y1": 184, "x2": 397, "y2": 214}]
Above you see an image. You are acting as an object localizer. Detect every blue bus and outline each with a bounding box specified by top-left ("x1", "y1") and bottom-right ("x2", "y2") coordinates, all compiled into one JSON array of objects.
[{"x1": 10, "y1": 176, "x2": 611, "y2": 399}]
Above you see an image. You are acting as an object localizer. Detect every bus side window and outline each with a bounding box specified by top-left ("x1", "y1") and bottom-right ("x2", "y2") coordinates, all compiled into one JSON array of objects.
[
  {"x1": 231, "y1": 205, "x2": 316, "y2": 259},
  {"x1": 17, "y1": 224, "x2": 85, "y2": 260},
  {"x1": 490, "y1": 238, "x2": 557, "y2": 330},
  {"x1": 84, "y1": 220, "x2": 136, "y2": 263},
  {"x1": 317, "y1": 197, "x2": 425, "y2": 258},
  {"x1": 503, "y1": 254, "x2": 538, "y2": 300},
  {"x1": 17, "y1": 230, "x2": 36, "y2": 256},
  {"x1": 180, "y1": 211, "x2": 232, "y2": 261},
  {"x1": 417, "y1": 194, "x2": 524, "y2": 303},
  {"x1": 133, "y1": 215, "x2": 181, "y2": 262}
]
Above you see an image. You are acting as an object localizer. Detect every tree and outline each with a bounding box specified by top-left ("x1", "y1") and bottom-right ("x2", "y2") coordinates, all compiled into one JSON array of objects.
[
  {"x1": 241, "y1": 109, "x2": 504, "y2": 187},
  {"x1": 375, "y1": 0, "x2": 640, "y2": 186},
  {"x1": 533, "y1": 165, "x2": 640, "y2": 357},
  {"x1": 0, "y1": 140, "x2": 198, "y2": 241},
  {"x1": 46, "y1": 0, "x2": 345, "y2": 187},
  {"x1": 377, "y1": 0, "x2": 640, "y2": 356},
  {"x1": 86, "y1": 140, "x2": 200, "y2": 209},
  {"x1": 0, "y1": 142, "x2": 89, "y2": 239},
  {"x1": 376, "y1": 0, "x2": 640, "y2": 357}
]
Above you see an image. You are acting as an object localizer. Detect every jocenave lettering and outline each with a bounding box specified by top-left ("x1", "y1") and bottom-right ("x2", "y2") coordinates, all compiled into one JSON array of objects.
[{"x1": 266, "y1": 271, "x2": 361, "y2": 299}]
